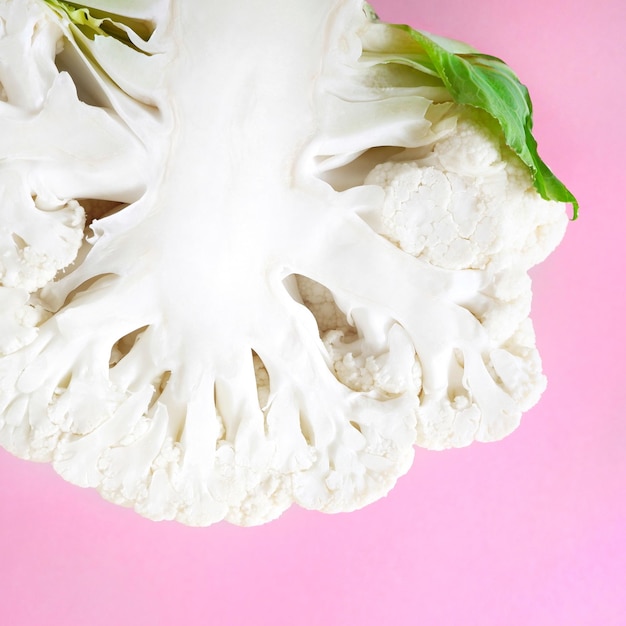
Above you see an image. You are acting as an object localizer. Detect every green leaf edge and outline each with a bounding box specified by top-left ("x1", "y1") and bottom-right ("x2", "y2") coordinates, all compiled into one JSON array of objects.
[{"x1": 391, "y1": 23, "x2": 578, "y2": 219}]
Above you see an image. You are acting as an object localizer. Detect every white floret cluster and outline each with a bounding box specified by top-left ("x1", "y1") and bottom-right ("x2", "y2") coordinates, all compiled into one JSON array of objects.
[{"x1": 365, "y1": 110, "x2": 567, "y2": 274}]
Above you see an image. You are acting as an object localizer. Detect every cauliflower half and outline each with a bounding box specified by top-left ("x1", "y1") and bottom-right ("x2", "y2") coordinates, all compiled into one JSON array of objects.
[{"x1": 0, "y1": 0, "x2": 570, "y2": 525}]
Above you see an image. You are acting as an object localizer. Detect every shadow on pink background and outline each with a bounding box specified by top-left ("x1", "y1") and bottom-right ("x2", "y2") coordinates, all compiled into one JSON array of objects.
[{"x1": 1, "y1": 1, "x2": 624, "y2": 624}]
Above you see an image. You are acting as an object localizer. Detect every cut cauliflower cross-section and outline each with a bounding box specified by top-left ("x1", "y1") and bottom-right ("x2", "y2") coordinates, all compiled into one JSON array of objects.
[{"x1": 0, "y1": 0, "x2": 573, "y2": 526}]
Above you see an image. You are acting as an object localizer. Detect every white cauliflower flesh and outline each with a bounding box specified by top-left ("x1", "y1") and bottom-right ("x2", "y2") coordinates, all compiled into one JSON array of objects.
[{"x1": 0, "y1": 0, "x2": 573, "y2": 526}]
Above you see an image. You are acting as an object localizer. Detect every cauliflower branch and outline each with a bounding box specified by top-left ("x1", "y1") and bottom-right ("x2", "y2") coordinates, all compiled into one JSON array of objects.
[{"x1": 0, "y1": 0, "x2": 573, "y2": 526}]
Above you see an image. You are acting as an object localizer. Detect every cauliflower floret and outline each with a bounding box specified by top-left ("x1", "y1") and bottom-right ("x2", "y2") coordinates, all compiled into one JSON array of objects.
[
  {"x1": 0, "y1": 181, "x2": 85, "y2": 292},
  {"x1": 0, "y1": 174, "x2": 84, "y2": 357},
  {"x1": 0, "y1": 287, "x2": 51, "y2": 355},
  {"x1": 365, "y1": 109, "x2": 568, "y2": 273},
  {"x1": 323, "y1": 326, "x2": 422, "y2": 397}
]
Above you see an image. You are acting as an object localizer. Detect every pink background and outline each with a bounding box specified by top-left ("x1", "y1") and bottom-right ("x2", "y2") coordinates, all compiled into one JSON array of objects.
[{"x1": 1, "y1": 0, "x2": 624, "y2": 624}]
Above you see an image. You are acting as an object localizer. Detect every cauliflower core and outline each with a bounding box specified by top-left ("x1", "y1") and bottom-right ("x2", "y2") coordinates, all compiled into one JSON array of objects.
[{"x1": 0, "y1": 0, "x2": 568, "y2": 526}]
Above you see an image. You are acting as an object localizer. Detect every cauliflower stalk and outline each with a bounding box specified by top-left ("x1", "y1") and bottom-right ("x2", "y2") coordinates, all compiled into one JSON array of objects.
[{"x1": 0, "y1": 0, "x2": 574, "y2": 526}]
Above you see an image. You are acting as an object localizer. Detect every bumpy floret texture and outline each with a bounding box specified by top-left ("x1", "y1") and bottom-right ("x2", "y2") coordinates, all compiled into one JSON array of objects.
[
  {"x1": 0, "y1": 0, "x2": 567, "y2": 526},
  {"x1": 365, "y1": 110, "x2": 566, "y2": 274}
]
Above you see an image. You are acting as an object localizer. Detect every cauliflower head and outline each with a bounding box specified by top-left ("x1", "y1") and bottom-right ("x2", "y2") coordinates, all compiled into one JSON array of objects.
[{"x1": 0, "y1": 0, "x2": 572, "y2": 525}]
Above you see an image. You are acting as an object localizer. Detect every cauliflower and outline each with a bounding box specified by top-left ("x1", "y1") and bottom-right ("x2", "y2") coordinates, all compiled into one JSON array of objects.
[{"x1": 0, "y1": 0, "x2": 574, "y2": 526}]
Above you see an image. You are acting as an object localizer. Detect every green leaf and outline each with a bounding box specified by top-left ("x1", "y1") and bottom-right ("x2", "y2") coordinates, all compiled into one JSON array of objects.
[{"x1": 388, "y1": 23, "x2": 578, "y2": 218}]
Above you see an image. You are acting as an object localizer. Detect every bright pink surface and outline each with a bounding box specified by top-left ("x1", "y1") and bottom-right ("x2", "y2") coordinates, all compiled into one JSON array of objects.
[{"x1": 1, "y1": 1, "x2": 624, "y2": 624}]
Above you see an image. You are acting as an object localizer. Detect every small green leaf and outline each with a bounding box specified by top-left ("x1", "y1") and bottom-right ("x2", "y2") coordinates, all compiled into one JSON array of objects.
[{"x1": 387, "y1": 23, "x2": 578, "y2": 218}]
